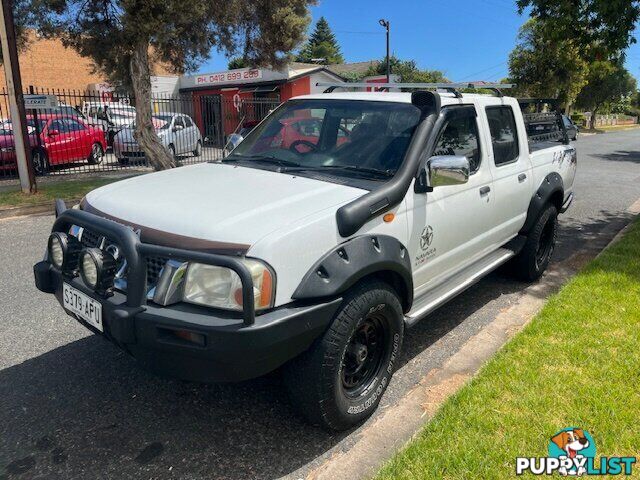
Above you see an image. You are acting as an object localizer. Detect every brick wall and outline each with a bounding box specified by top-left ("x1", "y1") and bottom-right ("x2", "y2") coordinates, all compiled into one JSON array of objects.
[{"x1": 0, "y1": 31, "x2": 173, "y2": 92}]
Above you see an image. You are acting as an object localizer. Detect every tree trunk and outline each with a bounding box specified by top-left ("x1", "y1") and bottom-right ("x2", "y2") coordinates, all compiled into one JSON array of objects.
[
  {"x1": 129, "y1": 40, "x2": 175, "y2": 170},
  {"x1": 590, "y1": 107, "x2": 598, "y2": 130}
]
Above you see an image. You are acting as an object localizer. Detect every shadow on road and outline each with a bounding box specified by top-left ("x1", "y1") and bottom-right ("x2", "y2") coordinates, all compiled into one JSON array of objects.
[
  {"x1": 592, "y1": 150, "x2": 640, "y2": 164},
  {"x1": 0, "y1": 211, "x2": 633, "y2": 480}
]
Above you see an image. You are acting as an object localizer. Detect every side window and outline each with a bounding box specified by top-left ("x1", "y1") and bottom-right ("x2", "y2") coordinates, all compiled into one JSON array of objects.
[
  {"x1": 49, "y1": 120, "x2": 69, "y2": 133},
  {"x1": 183, "y1": 116, "x2": 193, "y2": 128},
  {"x1": 66, "y1": 119, "x2": 86, "y2": 131},
  {"x1": 433, "y1": 113, "x2": 481, "y2": 174},
  {"x1": 294, "y1": 119, "x2": 321, "y2": 137},
  {"x1": 173, "y1": 116, "x2": 185, "y2": 129},
  {"x1": 486, "y1": 107, "x2": 520, "y2": 166}
]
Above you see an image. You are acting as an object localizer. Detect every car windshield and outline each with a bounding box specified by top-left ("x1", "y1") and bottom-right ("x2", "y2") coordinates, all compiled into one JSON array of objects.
[
  {"x1": 131, "y1": 115, "x2": 172, "y2": 130},
  {"x1": 0, "y1": 119, "x2": 47, "y2": 135},
  {"x1": 226, "y1": 99, "x2": 422, "y2": 179}
]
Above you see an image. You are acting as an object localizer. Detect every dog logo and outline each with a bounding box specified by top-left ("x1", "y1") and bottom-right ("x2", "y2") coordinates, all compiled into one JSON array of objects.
[
  {"x1": 549, "y1": 428, "x2": 595, "y2": 476},
  {"x1": 420, "y1": 226, "x2": 434, "y2": 251},
  {"x1": 517, "y1": 428, "x2": 635, "y2": 476}
]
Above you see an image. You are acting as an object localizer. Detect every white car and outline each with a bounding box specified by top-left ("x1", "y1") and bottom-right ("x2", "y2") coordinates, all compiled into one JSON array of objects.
[
  {"x1": 35, "y1": 84, "x2": 576, "y2": 431},
  {"x1": 113, "y1": 113, "x2": 203, "y2": 163}
]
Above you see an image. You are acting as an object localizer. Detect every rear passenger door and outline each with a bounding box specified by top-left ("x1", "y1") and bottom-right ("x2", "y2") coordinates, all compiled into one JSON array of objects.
[
  {"x1": 484, "y1": 104, "x2": 533, "y2": 243},
  {"x1": 408, "y1": 106, "x2": 496, "y2": 295}
]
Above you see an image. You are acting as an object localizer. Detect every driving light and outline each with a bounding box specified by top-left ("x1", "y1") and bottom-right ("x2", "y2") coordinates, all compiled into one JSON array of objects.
[
  {"x1": 80, "y1": 248, "x2": 117, "y2": 294},
  {"x1": 183, "y1": 259, "x2": 275, "y2": 312},
  {"x1": 48, "y1": 232, "x2": 82, "y2": 274}
]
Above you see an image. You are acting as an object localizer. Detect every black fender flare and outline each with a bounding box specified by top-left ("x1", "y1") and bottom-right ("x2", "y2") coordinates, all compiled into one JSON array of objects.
[
  {"x1": 520, "y1": 172, "x2": 564, "y2": 235},
  {"x1": 292, "y1": 235, "x2": 414, "y2": 312}
]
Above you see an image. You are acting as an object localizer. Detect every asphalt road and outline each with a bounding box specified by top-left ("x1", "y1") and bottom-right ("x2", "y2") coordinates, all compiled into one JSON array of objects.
[{"x1": 1, "y1": 130, "x2": 640, "y2": 479}]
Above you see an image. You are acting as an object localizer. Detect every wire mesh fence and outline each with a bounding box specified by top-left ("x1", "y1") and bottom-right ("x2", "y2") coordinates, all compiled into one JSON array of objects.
[{"x1": 0, "y1": 86, "x2": 280, "y2": 181}]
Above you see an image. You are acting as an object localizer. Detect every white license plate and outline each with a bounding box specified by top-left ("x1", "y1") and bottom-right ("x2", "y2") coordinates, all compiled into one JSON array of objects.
[{"x1": 63, "y1": 283, "x2": 103, "y2": 332}]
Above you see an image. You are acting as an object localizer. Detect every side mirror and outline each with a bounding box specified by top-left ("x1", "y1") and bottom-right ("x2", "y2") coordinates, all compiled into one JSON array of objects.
[
  {"x1": 48, "y1": 129, "x2": 60, "y2": 137},
  {"x1": 416, "y1": 155, "x2": 470, "y2": 193}
]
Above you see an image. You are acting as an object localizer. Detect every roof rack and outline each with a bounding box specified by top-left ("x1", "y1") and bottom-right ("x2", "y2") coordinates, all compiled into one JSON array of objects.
[{"x1": 315, "y1": 82, "x2": 516, "y2": 98}]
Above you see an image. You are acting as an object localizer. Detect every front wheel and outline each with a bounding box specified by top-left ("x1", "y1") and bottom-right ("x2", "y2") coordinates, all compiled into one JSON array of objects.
[
  {"x1": 87, "y1": 143, "x2": 104, "y2": 165},
  {"x1": 31, "y1": 149, "x2": 49, "y2": 175},
  {"x1": 511, "y1": 204, "x2": 558, "y2": 281},
  {"x1": 284, "y1": 281, "x2": 404, "y2": 431}
]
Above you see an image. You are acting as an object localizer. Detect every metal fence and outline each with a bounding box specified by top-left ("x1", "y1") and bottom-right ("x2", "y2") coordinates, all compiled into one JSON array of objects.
[{"x1": 0, "y1": 86, "x2": 280, "y2": 180}]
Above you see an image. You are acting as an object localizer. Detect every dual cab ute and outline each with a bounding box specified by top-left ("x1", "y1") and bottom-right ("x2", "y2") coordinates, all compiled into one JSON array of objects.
[{"x1": 34, "y1": 83, "x2": 577, "y2": 430}]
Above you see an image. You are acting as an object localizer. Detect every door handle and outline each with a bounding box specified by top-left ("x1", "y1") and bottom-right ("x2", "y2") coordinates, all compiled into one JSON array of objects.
[
  {"x1": 518, "y1": 173, "x2": 527, "y2": 183},
  {"x1": 479, "y1": 186, "x2": 491, "y2": 196}
]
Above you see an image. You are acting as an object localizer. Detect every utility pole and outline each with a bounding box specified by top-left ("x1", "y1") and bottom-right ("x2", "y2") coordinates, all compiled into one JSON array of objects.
[
  {"x1": 0, "y1": 0, "x2": 35, "y2": 193},
  {"x1": 379, "y1": 19, "x2": 391, "y2": 83}
]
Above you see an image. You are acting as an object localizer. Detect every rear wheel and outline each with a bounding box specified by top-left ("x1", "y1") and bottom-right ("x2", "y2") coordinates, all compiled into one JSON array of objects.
[
  {"x1": 511, "y1": 204, "x2": 558, "y2": 281},
  {"x1": 31, "y1": 149, "x2": 49, "y2": 175},
  {"x1": 193, "y1": 140, "x2": 202, "y2": 157},
  {"x1": 87, "y1": 143, "x2": 104, "y2": 165},
  {"x1": 284, "y1": 280, "x2": 404, "y2": 431}
]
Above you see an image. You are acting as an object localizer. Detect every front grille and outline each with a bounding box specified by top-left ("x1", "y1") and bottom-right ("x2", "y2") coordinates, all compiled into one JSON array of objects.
[
  {"x1": 80, "y1": 229, "x2": 102, "y2": 248},
  {"x1": 146, "y1": 256, "x2": 169, "y2": 286}
]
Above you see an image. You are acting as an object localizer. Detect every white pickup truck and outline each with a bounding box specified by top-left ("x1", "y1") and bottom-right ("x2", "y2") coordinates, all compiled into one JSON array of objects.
[{"x1": 34, "y1": 83, "x2": 577, "y2": 431}]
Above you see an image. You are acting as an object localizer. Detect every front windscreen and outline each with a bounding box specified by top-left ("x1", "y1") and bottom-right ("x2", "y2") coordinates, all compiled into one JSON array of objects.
[{"x1": 227, "y1": 99, "x2": 421, "y2": 180}]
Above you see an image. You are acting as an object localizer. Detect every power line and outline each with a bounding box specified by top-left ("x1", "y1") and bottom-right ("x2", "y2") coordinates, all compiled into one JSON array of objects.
[{"x1": 460, "y1": 60, "x2": 509, "y2": 81}]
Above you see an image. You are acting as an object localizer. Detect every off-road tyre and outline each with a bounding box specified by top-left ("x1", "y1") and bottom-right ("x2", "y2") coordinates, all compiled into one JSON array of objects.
[
  {"x1": 512, "y1": 204, "x2": 558, "y2": 281},
  {"x1": 284, "y1": 280, "x2": 404, "y2": 431}
]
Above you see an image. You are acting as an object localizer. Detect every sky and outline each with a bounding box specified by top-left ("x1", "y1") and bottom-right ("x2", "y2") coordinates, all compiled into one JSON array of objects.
[{"x1": 199, "y1": 0, "x2": 640, "y2": 82}]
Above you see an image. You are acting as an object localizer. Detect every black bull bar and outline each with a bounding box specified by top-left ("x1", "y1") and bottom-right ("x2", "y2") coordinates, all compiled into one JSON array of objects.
[{"x1": 50, "y1": 207, "x2": 257, "y2": 325}]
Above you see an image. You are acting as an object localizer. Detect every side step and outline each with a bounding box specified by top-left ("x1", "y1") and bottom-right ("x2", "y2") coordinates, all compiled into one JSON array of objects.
[{"x1": 405, "y1": 248, "x2": 516, "y2": 327}]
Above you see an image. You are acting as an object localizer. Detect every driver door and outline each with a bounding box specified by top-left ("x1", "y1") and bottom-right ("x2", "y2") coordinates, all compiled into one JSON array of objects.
[{"x1": 406, "y1": 106, "x2": 497, "y2": 296}]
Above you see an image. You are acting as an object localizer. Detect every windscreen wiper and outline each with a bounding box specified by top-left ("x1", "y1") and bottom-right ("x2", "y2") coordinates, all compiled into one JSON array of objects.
[
  {"x1": 223, "y1": 154, "x2": 302, "y2": 168},
  {"x1": 283, "y1": 165, "x2": 395, "y2": 179}
]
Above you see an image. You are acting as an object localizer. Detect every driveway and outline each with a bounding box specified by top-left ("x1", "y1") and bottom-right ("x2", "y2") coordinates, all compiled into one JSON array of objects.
[{"x1": 1, "y1": 130, "x2": 640, "y2": 479}]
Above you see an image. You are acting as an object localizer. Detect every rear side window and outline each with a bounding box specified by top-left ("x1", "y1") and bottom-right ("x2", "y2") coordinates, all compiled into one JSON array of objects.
[
  {"x1": 184, "y1": 116, "x2": 193, "y2": 128},
  {"x1": 433, "y1": 114, "x2": 481, "y2": 174},
  {"x1": 486, "y1": 107, "x2": 519, "y2": 166}
]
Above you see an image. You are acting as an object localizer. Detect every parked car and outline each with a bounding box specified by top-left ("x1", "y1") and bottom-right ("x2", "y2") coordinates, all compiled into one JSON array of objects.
[
  {"x1": 35, "y1": 85, "x2": 577, "y2": 431},
  {"x1": 0, "y1": 114, "x2": 107, "y2": 174},
  {"x1": 82, "y1": 101, "x2": 137, "y2": 146},
  {"x1": 112, "y1": 113, "x2": 202, "y2": 163},
  {"x1": 563, "y1": 115, "x2": 579, "y2": 141}
]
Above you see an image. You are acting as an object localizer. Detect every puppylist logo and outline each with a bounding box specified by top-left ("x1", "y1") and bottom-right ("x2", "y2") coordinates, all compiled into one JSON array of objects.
[{"x1": 516, "y1": 428, "x2": 636, "y2": 476}]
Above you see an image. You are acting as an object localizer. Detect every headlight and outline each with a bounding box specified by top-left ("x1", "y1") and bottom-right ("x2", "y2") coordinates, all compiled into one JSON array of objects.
[
  {"x1": 80, "y1": 248, "x2": 117, "y2": 293},
  {"x1": 48, "y1": 232, "x2": 82, "y2": 273},
  {"x1": 1, "y1": 147, "x2": 14, "y2": 153},
  {"x1": 183, "y1": 259, "x2": 275, "y2": 312}
]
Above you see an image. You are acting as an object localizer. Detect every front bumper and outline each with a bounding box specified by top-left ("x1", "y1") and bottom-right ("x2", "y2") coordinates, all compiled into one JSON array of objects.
[{"x1": 34, "y1": 207, "x2": 342, "y2": 382}]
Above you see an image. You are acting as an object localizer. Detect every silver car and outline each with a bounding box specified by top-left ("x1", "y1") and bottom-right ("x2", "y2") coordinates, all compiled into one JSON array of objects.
[{"x1": 113, "y1": 113, "x2": 203, "y2": 163}]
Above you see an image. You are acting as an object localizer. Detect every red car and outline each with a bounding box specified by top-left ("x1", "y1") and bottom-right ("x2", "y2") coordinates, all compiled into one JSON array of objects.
[
  {"x1": 253, "y1": 116, "x2": 350, "y2": 153},
  {"x1": 0, "y1": 114, "x2": 107, "y2": 174}
]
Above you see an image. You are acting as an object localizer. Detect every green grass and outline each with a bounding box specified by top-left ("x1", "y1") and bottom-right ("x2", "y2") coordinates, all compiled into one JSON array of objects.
[
  {"x1": 376, "y1": 219, "x2": 640, "y2": 479},
  {"x1": 0, "y1": 177, "x2": 119, "y2": 208}
]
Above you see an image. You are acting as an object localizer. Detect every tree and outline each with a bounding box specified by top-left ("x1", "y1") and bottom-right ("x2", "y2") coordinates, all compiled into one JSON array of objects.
[
  {"x1": 32, "y1": 0, "x2": 314, "y2": 170},
  {"x1": 517, "y1": 0, "x2": 640, "y2": 59},
  {"x1": 296, "y1": 16, "x2": 344, "y2": 64},
  {"x1": 508, "y1": 20, "x2": 589, "y2": 112},
  {"x1": 228, "y1": 57, "x2": 249, "y2": 70},
  {"x1": 365, "y1": 56, "x2": 448, "y2": 83},
  {"x1": 576, "y1": 61, "x2": 637, "y2": 128}
]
